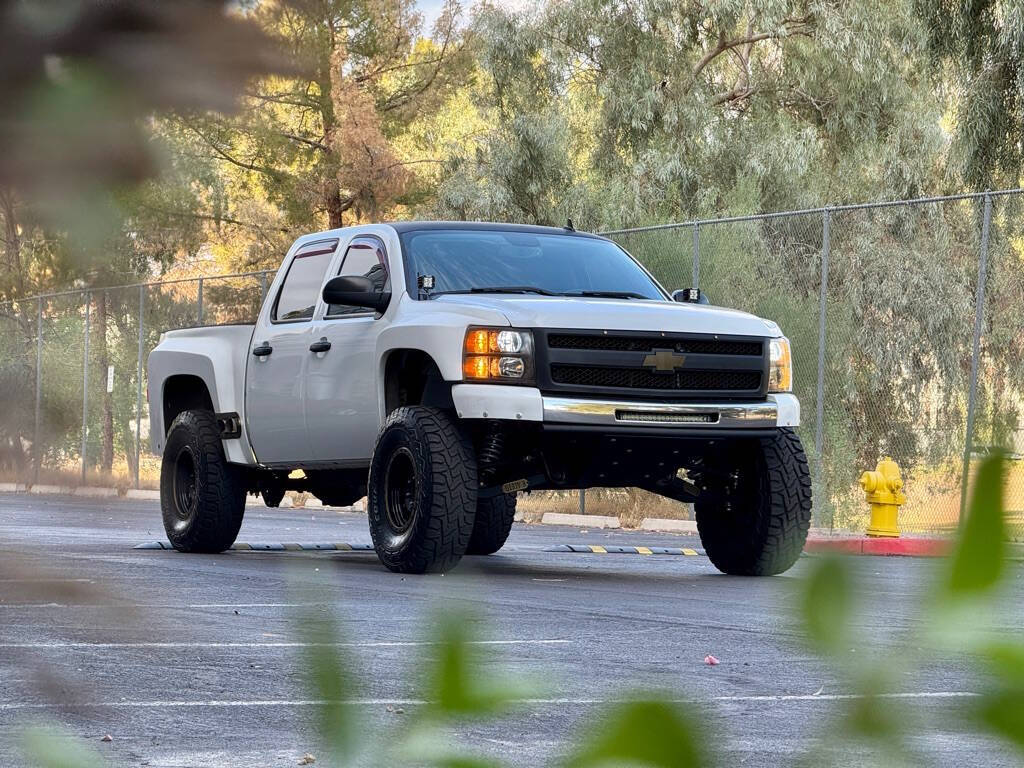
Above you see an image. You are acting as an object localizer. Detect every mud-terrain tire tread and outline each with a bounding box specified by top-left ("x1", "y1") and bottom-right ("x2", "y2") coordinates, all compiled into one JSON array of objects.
[
  {"x1": 160, "y1": 409, "x2": 245, "y2": 553},
  {"x1": 368, "y1": 406, "x2": 477, "y2": 573},
  {"x1": 695, "y1": 428, "x2": 811, "y2": 576},
  {"x1": 466, "y1": 493, "x2": 517, "y2": 555}
]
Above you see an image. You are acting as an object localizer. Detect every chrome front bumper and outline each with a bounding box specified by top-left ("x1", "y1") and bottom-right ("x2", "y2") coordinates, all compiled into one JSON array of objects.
[
  {"x1": 541, "y1": 396, "x2": 780, "y2": 429},
  {"x1": 450, "y1": 385, "x2": 799, "y2": 428}
]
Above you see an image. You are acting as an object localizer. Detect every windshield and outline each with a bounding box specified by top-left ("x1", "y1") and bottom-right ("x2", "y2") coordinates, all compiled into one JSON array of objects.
[{"x1": 399, "y1": 229, "x2": 666, "y2": 300}]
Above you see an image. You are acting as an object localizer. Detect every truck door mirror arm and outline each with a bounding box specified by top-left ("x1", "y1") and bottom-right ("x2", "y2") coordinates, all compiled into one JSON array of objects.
[{"x1": 322, "y1": 275, "x2": 391, "y2": 314}]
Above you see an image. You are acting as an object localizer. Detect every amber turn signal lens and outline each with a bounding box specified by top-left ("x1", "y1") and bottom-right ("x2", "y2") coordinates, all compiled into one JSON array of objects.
[
  {"x1": 464, "y1": 355, "x2": 492, "y2": 379},
  {"x1": 465, "y1": 329, "x2": 492, "y2": 355},
  {"x1": 768, "y1": 337, "x2": 792, "y2": 393}
]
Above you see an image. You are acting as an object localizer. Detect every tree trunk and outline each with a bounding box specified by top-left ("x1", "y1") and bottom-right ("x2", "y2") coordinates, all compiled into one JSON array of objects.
[
  {"x1": 0, "y1": 187, "x2": 26, "y2": 298},
  {"x1": 118, "y1": 413, "x2": 138, "y2": 485},
  {"x1": 325, "y1": 180, "x2": 345, "y2": 229},
  {"x1": 96, "y1": 292, "x2": 114, "y2": 474}
]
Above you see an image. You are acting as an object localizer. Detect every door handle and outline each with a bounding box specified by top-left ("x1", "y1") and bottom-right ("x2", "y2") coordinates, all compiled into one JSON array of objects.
[
  {"x1": 252, "y1": 342, "x2": 273, "y2": 357},
  {"x1": 309, "y1": 337, "x2": 332, "y2": 354}
]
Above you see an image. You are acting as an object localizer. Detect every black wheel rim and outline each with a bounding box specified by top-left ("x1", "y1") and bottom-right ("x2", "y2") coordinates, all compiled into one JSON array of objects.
[
  {"x1": 383, "y1": 447, "x2": 418, "y2": 535},
  {"x1": 172, "y1": 446, "x2": 198, "y2": 528}
]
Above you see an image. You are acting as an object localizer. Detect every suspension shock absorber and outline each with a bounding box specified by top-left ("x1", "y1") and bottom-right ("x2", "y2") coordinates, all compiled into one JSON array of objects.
[{"x1": 477, "y1": 422, "x2": 505, "y2": 485}]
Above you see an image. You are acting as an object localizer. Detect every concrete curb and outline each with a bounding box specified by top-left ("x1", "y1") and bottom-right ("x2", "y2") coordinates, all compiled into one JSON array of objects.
[
  {"x1": 804, "y1": 537, "x2": 952, "y2": 557},
  {"x1": 73, "y1": 486, "x2": 118, "y2": 498},
  {"x1": 29, "y1": 484, "x2": 74, "y2": 495},
  {"x1": 125, "y1": 489, "x2": 160, "y2": 501},
  {"x1": 541, "y1": 512, "x2": 620, "y2": 529},
  {"x1": 640, "y1": 518, "x2": 697, "y2": 533},
  {"x1": 0, "y1": 482, "x2": 27, "y2": 492}
]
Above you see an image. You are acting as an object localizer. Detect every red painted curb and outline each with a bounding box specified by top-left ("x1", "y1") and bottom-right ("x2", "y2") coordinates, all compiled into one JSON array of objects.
[{"x1": 804, "y1": 537, "x2": 952, "y2": 557}]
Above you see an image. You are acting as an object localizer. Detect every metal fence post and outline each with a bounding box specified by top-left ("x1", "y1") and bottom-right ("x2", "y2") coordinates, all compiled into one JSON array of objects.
[
  {"x1": 34, "y1": 296, "x2": 42, "y2": 485},
  {"x1": 691, "y1": 223, "x2": 700, "y2": 289},
  {"x1": 815, "y1": 207, "x2": 831, "y2": 522},
  {"x1": 960, "y1": 191, "x2": 992, "y2": 520},
  {"x1": 579, "y1": 488, "x2": 585, "y2": 515},
  {"x1": 81, "y1": 291, "x2": 91, "y2": 484},
  {"x1": 197, "y1": 277, "x2": 204, "y2": 325},
  {"x1": 135, "y1": 284, "x2": 145, "y2": 489},
  {"x1": 260, "y1": 271, "x2": 268, "y2": 303}
]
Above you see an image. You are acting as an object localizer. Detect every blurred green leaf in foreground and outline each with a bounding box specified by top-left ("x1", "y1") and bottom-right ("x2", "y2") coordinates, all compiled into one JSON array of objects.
[
  {"x1": 22, "y1": 725, "x2": 104, "y2": 768},
  {"x1": 946, "y1": 451, "x2": 1007, "y2": 596}
]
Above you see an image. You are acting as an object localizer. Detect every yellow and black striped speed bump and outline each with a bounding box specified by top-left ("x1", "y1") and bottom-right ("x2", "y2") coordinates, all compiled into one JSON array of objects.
[
  {"x1": 133, "y1": 541, "x2": 375, "y2": 552},
  {"x1": 133, "y1": 541, "x2": 702, "y2": 557},
  {"x1": 545, "y1": 544, "x2": 704, "y2": 556}
]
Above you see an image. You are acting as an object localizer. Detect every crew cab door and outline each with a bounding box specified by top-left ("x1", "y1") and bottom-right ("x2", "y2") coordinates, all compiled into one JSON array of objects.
[
  {"x1": 245, "y1": 238, "x2": 339, "y2": 464},
  {"x1": 304, "y1": 235, "x2": 391, "y2": 463}
]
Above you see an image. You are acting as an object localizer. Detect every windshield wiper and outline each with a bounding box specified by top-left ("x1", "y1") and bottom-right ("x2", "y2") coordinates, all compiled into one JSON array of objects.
[
  {"x1": 563, "y1": 290, "x2": 650, "y2": 300},
  {"x1": 432, "y1": 286, "x2": 559, "y2": 298}
]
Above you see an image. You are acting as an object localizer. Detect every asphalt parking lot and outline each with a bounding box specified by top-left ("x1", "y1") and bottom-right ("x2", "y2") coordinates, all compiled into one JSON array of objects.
[{"x1": 1, "y1": 493, "x2": 1021, "y2": 767}]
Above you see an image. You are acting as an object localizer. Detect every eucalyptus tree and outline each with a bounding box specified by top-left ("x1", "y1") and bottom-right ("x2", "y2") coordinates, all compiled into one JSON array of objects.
[
  {"x1": 437, "y1": 0, "x2": 944, "y2": 227},
  {"x1": 918, "y1": 0, "x2": 1024, "y2": 188}
]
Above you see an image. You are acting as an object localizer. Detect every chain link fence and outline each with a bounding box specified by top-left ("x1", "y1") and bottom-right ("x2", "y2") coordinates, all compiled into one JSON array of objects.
[
  {"x1": 604, "y1": 190, "x2": 1024, "y2": 537},
  {"x1": 1, "y1": 190, "x2": 1022, "y2": 537},
  {"x1": 0, "y1": 272, "x2": 272, "y2": 491}
]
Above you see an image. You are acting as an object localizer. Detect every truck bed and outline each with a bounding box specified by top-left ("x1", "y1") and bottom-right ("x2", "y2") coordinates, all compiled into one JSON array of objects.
[{"x1": 148, "y1": 324, "x2": 256, "y2": 464}]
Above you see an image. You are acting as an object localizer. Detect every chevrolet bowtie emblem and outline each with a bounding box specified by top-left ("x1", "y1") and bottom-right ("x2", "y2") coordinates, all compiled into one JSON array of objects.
[{"x1": 642, "y1": 348, "x2": 686, "y2": 373}]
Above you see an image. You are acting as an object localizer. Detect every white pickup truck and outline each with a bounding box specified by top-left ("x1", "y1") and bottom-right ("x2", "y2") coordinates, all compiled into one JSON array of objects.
[{"x1": 148, "y1": 222, "x2": 811, "y2": 575}]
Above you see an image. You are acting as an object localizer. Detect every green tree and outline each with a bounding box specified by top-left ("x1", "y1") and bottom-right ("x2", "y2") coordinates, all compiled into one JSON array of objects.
[
  {"x1": 436, "y1": 0, "x2": 944, "y2": 228},
  {"x1": 171, "y1": 0, "x2": 471, "y2": 268},
  {"x1": 918, "y1": 0, "x2": 1024, "y2": 188}
]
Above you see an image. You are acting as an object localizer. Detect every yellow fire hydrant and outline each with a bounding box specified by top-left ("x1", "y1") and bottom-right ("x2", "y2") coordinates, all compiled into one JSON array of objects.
[{"x1": 860, "y1": 456, "x2": 906, "y2": 538}]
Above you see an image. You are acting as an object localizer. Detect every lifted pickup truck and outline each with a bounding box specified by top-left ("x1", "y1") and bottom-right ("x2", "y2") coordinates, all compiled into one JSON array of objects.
[{"x1": 149, "y1": 222, "x2": 811, "y2": 575}]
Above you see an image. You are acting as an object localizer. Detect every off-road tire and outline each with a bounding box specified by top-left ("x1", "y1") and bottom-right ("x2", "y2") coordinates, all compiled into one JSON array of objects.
[
  {"x1": 367, "y1": 406, "x2": 477, "y2": 573},
  {"x1": 466, "y1": 493, "x2": 517, "y2": 555},
  {"x1": 695, "y1": 428, "x2": 812, "y2": 576},
  {"x1": 160, "y1": 410, "x2": 245, "y2": 553}
]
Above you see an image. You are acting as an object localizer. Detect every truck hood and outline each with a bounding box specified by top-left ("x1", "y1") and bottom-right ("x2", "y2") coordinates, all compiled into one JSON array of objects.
[{"x1": 433, "y1": 295, "x2": 780, "y2": 337}]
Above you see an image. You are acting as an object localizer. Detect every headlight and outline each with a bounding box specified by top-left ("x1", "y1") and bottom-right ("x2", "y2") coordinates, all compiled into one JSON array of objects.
[
  {"x1": 463, "y1": 327, "x2": 535, "y2": 384},
  {"x1": 768, "y1": 337, "x2": 792, "y2": 393}
]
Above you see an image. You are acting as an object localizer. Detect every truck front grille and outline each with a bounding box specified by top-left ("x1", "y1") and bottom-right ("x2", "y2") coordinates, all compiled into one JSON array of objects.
[
  {"x1": 547, "y1": 334, "x2": 762, "y2": 356},
  {"x1": 551, "y1": 365, "x2": 761, "y2": 392},
  {"x1": 537, "y1": 329, "x2": 767, "y2": 400}
]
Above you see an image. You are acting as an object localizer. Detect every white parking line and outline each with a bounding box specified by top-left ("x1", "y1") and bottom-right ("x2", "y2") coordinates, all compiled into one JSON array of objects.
[
  {"x1": 0, "y1": 692, "x2": 980, "y2": 711},
  {"x1": 0, "y1": 602, "x2": 320, "y2": 610},
  {"x1": 712, "y1": 691, "x2": 980, "y2": 702},
  {"x1": 0, "y1": 639, "x2": 571, "y2": 649}
]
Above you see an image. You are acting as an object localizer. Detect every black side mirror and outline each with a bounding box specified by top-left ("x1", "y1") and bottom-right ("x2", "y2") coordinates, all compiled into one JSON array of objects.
[
  {"x1": 322, "y1": 275, "x2": 391, "y2": 313},
  {"x1": 672, "y1": 288, "x2": 709, "y2": 305}
]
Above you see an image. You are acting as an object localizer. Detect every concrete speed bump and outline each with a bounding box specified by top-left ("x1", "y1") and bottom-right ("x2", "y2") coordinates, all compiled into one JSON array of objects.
[
  {"x1": 545, "y1": 544, "x2": 704, "y2": 556},
  {"x1": 541, "y1": 512, "x2": 620, "y2": 529},
  {"x1": 133, "y1": 541, "x2": 375, "y2": 552},
  {"x1": 640, "y1": 518, "x2": 698, "y2": 533}
]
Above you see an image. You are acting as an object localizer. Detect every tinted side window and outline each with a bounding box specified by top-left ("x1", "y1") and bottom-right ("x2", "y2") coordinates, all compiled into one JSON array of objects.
[
  {"x1": 327, "y1": 237, "x2": 391, "y2": 317},
  {"x1": 273, "y1": 239, "x2": 338, "y2": 321}
]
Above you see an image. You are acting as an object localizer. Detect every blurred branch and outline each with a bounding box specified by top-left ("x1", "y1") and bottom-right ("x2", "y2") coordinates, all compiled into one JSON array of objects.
[{"x1": 0, "y1": 0, "x2": 299, "y2": 240}]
